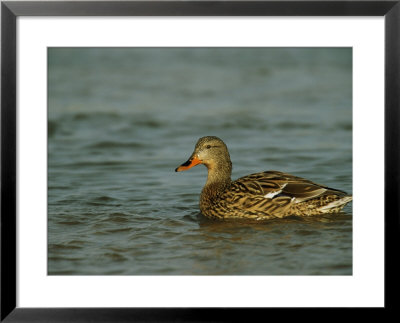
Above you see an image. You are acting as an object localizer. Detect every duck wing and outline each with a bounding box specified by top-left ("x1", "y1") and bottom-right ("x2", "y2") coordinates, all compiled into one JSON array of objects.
[{"x1": 226, "y1": 171, "x2": 348, "y2": 217}]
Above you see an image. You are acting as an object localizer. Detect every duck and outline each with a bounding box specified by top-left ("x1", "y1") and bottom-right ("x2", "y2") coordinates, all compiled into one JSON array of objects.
[{"x1": 175, "y1": 136, "x2": 352, "y2": 220}]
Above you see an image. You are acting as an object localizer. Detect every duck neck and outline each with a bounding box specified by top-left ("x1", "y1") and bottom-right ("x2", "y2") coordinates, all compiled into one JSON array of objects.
[
  {"x1": 205, "y1": 165, "x2": 232, "y2": 187},
  {"x1": 201, "y1": 161, "x2": 232, "y2": 203}
]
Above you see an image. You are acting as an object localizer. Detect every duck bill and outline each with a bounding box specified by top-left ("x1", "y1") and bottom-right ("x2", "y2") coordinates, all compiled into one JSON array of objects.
[{"x1": 175, "y1": 156, "x2": 202, "y2": 172}]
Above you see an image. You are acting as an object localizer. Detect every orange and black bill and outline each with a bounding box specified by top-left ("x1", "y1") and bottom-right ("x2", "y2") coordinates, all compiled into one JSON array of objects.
[{"x1": 175, "y1": 156, "x2": 202, "y2": 172}]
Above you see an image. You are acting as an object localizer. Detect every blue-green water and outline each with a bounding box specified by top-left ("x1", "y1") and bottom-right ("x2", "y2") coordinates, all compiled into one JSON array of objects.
[{"x1": 48, "y1": 48, "x2": 352, "y2": 275}]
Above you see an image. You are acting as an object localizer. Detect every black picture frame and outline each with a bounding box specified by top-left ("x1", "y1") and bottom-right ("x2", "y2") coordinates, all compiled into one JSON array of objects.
[{"x1": 1, "y1": 1, "x2": 399, "y2": 321}]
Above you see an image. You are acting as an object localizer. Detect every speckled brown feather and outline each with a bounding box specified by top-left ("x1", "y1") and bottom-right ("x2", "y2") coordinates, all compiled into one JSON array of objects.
[{"x1": 200, "y1": 170, "x2": 352, "y2": 220}]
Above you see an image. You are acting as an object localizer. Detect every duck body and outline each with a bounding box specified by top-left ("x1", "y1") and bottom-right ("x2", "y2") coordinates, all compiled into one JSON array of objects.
[
  {"x1": 176, "y1": 136, "x2": 352, "y2": 220},
  {"x1": 199, "y1": 170, "x2": 352, "y2": 220}
]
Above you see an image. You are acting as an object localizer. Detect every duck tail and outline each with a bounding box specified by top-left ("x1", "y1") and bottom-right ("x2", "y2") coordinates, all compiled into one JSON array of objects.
[{"x1": 318, "y1": 195, "x2": 353, "y2": 213}]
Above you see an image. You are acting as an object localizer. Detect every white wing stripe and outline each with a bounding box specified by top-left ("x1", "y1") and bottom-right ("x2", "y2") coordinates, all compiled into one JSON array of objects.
[{"x1": 264, "y1": 184, "x2": 287, "y2": 199}]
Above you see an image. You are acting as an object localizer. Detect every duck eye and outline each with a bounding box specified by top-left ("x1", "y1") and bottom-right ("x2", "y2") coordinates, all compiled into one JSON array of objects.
[{"x1": 206, "y1": 145, "x2": 211, "y2": 149}]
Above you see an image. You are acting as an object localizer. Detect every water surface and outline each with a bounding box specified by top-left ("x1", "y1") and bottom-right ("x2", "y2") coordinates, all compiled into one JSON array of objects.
[{"x1": 48, "y1": 48, "x2": 352, "y2": 275}]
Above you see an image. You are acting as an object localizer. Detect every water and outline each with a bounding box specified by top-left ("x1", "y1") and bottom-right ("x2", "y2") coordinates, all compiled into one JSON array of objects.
[{"x1": 48, "y1": 48, "x2": 352, "y2": 275}]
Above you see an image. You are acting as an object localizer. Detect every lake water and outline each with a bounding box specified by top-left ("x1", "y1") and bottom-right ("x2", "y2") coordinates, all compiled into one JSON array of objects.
[{"x1": 48, "y1": 48, "x2": 352, "y2": 275}]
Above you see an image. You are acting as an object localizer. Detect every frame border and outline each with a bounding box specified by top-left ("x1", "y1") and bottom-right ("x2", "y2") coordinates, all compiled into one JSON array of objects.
[{"x1": 1, "y1": 1, "x2": 399, "y2": 321}]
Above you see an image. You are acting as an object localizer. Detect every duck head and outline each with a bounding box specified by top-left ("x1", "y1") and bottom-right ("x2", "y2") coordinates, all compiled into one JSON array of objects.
[{"x1": 175, "y1": 136, "x2": 232, "y2": 173}]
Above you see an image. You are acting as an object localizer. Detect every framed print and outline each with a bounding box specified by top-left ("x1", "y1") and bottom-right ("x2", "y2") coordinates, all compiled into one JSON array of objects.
[{"x1": 1, "y1": 1, "x2": 399, "y2": 321}]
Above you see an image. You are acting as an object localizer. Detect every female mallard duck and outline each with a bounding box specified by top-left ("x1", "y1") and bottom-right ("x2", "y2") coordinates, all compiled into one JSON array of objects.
[{"x1": 175, "y1": 136, "x2": 352, "y2": 220}]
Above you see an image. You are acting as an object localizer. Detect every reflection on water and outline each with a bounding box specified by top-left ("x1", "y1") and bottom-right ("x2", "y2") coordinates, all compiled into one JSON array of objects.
[{"x1": 48, "y1": 48, "x2": 352, "y2": 275}]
